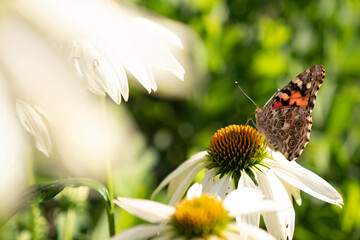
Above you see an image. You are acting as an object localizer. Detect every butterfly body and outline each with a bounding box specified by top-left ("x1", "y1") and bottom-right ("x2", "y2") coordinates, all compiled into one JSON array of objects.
[{"x1": 255, "y1": 65, "x2": 325, "y2": 161}]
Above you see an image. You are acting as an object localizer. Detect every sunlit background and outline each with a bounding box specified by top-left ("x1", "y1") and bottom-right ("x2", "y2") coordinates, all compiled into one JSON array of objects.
[{"x1": 0, "y1": 0, "x2": 359, "y2": 239}]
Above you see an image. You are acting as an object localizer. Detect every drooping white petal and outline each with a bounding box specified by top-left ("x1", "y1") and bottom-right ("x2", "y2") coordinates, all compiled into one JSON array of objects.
[
  {"x1": 200, "y1": 169, "x2": 217, "y2": 193},
  {"x1": 168, "y1": 166, "x2": 193, "y2": 200},
  {"x1": 151, "y1": 151, "x2": 207, "y2": 199},
  {"x1": 227, "y1": 223, "x2": 276, "y2": 240},
  {"x1": 238, "y1": 170, "x2": 257, "y2": 189},
  {"x1": 72, "y1": 38, "x2": 130, "y2": 104},
  {"x1": 255, "y1": 168, "x2": 295, "y2": 240},
  {"x1": 15, "y1": 0, "x2": 185, "y2": 104},
  {"x1": 111, "y1": 224, "x2": 167, "y2": 240},
  {"x1": 209, "y1": 174, "x2": 233, "y2": 199},
  {"x1": 237, "y1": 171, "x2": 260, "y2": 226},
  {"x1": 113, "y1": 197, "x2": 175, "y2": 223},
  {"x1": 118, "y1": 18, "x2": 185, "y2": 82},
  {"x1": 16, "y1": 99, "x2": 52, "y2": 156},
  {"x1": 266, "y1": 158, "x2": 343, "y2": 206},
  {"x1": 169, "y1": 163, "x2": 206, "y2": 205},
  {"x1": 279, "y1": 178, "x2": 302, "y2": 206},
  {"x1": 186, "y1": 182, "x2": 202, "y2": 200}
]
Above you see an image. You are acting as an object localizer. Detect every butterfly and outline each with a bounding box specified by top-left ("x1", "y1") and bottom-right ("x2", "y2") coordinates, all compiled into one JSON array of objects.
[{"x1": 238, "y1": 65, "x2": 325, "y2": 161}]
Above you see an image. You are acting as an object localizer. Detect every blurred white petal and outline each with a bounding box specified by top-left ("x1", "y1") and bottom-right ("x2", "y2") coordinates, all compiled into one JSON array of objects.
[
  {"x1": 111, "y1": 224, "x2": 167, "y2": 240},
  {"x1": 16, "y1": 99, "x2": 52, "y2": 156},
  {"x1": 0, "y1": 71, "x2": 26, "y2": 220},
  {"x1": 224, "y1": 187, "x2": 286, "y2": 216},
  {"x1": 186, "y1": 182, "x2": 202, "y2": 200},
  {"x1": 0, "y1": 13, "x2": 122, "y2": 178},
  {"x1": 113, "y1": 197, "x2": 174, "y2": 223},
  {"x1": 14, "y1": 0, "x2": 186, "y2": 104},
  {"x1": 227, "y1": 223, "x2": 276, "y2": 240},
  {"x1": 237, "y1": 172, "x2": 260, "y2": 226}
]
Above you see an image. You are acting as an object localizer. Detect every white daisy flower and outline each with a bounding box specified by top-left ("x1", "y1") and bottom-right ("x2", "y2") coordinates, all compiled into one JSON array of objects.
[
  {"x1": 152, "y1": 125, "x2": 343, "y2": 240},
  {"x1": 14, "y1": 0, "x2": 185, "y2": 104},
  {"x1": 113, "y1": 183, "x2": 283, "y2": 240}
]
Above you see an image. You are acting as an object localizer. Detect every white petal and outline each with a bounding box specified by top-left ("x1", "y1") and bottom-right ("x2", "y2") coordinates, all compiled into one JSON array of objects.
[
  {"x1": 267, "y1": 158, "x2": 343, "y2": 206},
  {"x1": 112, "y1": 61, "x2": 129, "y2": 101},
  {"x1": 255, "y1": 168, "x2": 295, "y2": 240},
  {"x1": 111, "y1": 224, "x2": 167, "y2": 240},
  {"x1": 209, "y1": 174, "x2": 233, "y2": 199},
  {"x1": 237, "y1": 171, "x2": 260, "y2": 226},
  {"x1": 224, "y1": 187, "x2": 286, "y2": 216},
  {"x1": 227, "y1": 223, "x2": 276, "y2": 240},
  {"x1": 113, "y1": 197, "x2": 174, "y2": 223},
  {"x1": 238, "y1": 170, "x2": 257, "y2": 189},
  {"x1": 200, "y1": 169, "x2": 216, "y2": 193},
  {"x1": 168, "y1": 166, "x2": 193, "y2": 200},
  {"x1": 151, "y1": 231, "x2": 174, "y2": 240},
  {"x1": 16, "y1": 0, "x2": 185, "y2": 103},
  {"x1": 169, "y1": 163, "x2": 206, "y2": 205},
  {"x1": 16, "y1": 99, "x2": 52, "y2": 156},
  {"x1": 0, "y1": 13, "x2": 124, "y2": 178},
  {"x1": 0, "y1": 73, "x2": 26, "y2": 218},
  {"x1": 151, "y1": 151, "x2": 207, "y2": 199},
  {"x1": 120, "y1": 18, "x2": 185, "y2": 82},
  {"x1": 130, "y1": 18, "x2": 183, "y2": 49},
  {"x1": 186, "y1": 182, "x2": 202, "y2": 200},
  {"x1": 280, "y1": 178, "x2": 302, "y2": 206},
  {"x1": 73, "y1": 38, "x2": 123, "y2": 104},
  {"x1": 223, "y1": 187, "x2": 263, "y2": 207}
]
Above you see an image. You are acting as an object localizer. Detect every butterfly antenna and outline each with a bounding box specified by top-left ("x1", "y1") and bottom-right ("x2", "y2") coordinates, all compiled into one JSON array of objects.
[{"x1": 235, "y1": 81, "x2": 258, "y2": 108}]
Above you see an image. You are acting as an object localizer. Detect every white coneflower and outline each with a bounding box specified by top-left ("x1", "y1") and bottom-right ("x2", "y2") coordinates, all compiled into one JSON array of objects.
[
  {"x1": 113, "y1": 183, "x2": 284, "y2": 240},
  {"x1": 0, "y1": 1, "x2": 122, "y2": 178},
  {"x1": 14, "y1": 0, "x2": 185, "y2": 104},
  {"x1": 152, "y1": 125, "x2": 343, "y2": 240},
  {"x1": 0, "y1": 0, "x2": 189, "y2": 177}
]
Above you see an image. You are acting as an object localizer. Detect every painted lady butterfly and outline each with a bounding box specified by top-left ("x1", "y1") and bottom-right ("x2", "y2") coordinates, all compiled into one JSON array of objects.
[{"x1": 254, "y1": 65, "x2": 325, "y2": 161}]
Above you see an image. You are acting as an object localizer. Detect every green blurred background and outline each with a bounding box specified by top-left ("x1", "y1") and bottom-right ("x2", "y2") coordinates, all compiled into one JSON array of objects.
[
  {"x1": 2, "y1": 0, "x2": 360, "y2": 239},
  {"x1": 126, "y1": 0, "x2": 360, "y2": 239}
]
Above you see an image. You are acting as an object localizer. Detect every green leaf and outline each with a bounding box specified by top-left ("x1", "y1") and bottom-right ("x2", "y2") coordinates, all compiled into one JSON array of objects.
[{"x1": 1, "y1": 178, "x2": 110, "y2": 226}]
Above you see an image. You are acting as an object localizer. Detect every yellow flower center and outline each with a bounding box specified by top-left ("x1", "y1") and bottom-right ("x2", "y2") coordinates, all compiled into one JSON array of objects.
[
  {"x1": 207, "y1": 125, "x2": 268, "y2": 182},
  {"x1": 171, "y1": 195, "x2": 230, "y2": 239}
]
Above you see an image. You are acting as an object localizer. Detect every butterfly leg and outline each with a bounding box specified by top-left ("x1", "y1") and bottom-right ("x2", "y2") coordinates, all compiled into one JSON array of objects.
[
  {"x1": 245, "y1": 117, "x2": 256, "y2": 127},
  {"x1": 245, "y1": 118, "x2": 260, "y2": 148}
]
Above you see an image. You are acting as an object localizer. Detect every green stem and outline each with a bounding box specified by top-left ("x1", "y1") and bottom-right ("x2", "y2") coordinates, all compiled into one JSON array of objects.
[
  {"x1": 30, "y1": 205, "x2": 38, "y2": 240},
  {"x1": 27, "y1": 150, "x2": 39, "y2": 240},
  {"x1": 106, "y1": 161, "x2": 115, "y2": 236},
  {"x1": 64, "y1": 209, "x2": 75, "y2": 240},
  {"x1": 101, "y1": 97, "x2": 116, "y2": 236}
]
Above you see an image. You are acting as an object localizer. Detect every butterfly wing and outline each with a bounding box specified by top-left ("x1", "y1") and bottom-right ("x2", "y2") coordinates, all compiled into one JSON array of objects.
[
  {"x1": 269, "y1": 65, "x2": 325, "y2": 113},
  {"x1": 256, "y1": 106, "x2": 312, "y2": 161},
  {"x1": 256, "y1": 65, "x2": 325, "y2": 161}
]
